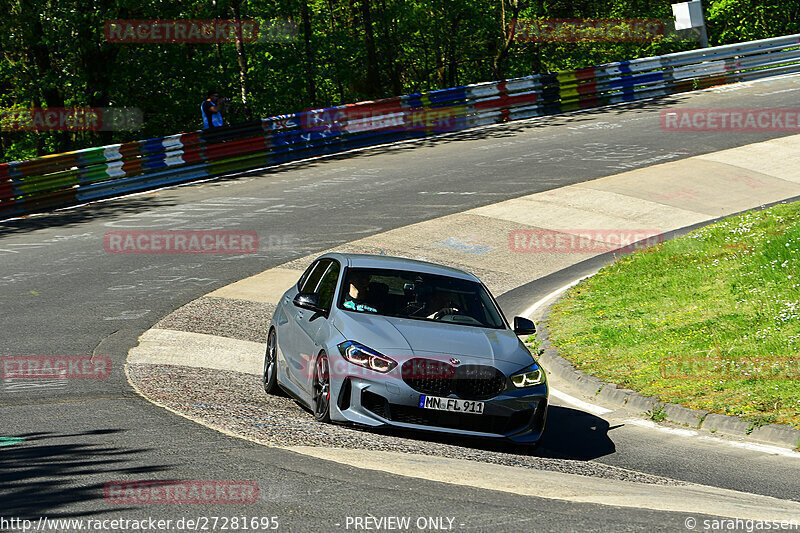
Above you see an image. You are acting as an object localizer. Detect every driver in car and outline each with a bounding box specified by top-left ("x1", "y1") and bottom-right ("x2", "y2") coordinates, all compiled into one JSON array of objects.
[
  {"x1": 342, "y1": 271, "x2": 379, "y2": 313},
  {"x1": 425, "y1": 289, "x2": 460, "y2": 319}
]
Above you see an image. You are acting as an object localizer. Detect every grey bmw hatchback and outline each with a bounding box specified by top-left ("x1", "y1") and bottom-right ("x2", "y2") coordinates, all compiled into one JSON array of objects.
[{"x1": 263, "y1": 253, "x2": 548, "y2": 444}]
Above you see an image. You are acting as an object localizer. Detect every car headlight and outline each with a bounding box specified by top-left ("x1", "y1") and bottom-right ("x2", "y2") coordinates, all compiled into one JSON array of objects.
[
  {"x1": 337, "y1": 341, "x2": 397, "y2": 373},
  {"x1": 510, "y1": 366, "x2": 545, "y2": 388}
]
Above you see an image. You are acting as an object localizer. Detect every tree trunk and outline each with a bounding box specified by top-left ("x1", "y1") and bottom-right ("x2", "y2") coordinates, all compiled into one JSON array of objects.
[
  {"x1": 19, "y1": 0, "x2": 67, "y2": 153},
  {"x1": 230, "y1": 0, "x2": 252, "y2": 120},
  {"x1": 326, "y1": 0, "x2": 347, "y2": 102},
  {"x1": 213, "y1": 0, "x2": 227, "y2": 80},
  {"x1": 532, "y1": 0, "x2": 543, "y2": 74},
  {"x1": 379, "y1": 0, "x2": 402, "y2": 95},
  {"x1": 493, "y1": 0, "x2": 522, "y2": 79},
  {"x1": 359, "y1": 0, "x2": 380, "y2": 97},
  {"x1": 300, "y1": 0, "x2": 317, "y2": 106},
  {"x1": 447, "y1": 15, "x2": 461, "y2": 87},
  {"x1": 76, "y1": 0, "x2": 119, "y2": 146}
]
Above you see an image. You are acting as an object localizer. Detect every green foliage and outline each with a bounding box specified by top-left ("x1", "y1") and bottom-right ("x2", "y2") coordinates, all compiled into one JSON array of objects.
[
  {"x1": 647, "y1": 405, "x2": 667, "y2": 422},
  {"x1": 524, "y1": 332, "x2": 544, "y2": 356},
  {"x1": 2, "y1": 0, "x2": 797, "y2": 161},
  {"x1": 549, "y1": 201, "x2": 800, "y2": 429},
  {"x1": 706, "y1": 0, "x2": 800, "y2": 45}
]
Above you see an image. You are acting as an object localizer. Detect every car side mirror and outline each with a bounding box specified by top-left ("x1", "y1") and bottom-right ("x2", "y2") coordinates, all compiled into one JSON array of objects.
[
  {"x1": 513, "y1": 316, "x2": 536, "y2": 336},
  {"x1": 293, "y1": 292, "x2": 324, "y2": 314}
]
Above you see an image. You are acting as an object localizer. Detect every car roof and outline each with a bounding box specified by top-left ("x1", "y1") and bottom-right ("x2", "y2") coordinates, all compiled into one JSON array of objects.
[{"x1": 318, "y1": 253, "x2": 479, "y2": 282}]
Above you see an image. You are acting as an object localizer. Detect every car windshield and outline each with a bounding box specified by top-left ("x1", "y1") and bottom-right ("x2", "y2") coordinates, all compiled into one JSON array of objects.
[{"x1": 337, "y1": 267, "x2": 506, "y2": 329}]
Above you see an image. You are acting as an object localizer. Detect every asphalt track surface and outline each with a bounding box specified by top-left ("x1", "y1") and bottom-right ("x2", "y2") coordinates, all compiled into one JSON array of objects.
[{"x1": 3, "y1": 75, "x2": 800, "y2": 531}]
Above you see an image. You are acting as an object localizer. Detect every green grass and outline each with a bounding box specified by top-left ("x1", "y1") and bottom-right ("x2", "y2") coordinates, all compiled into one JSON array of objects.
[
  {"x1": 548, "y1": 201, "x2": 800, "y2": 429},
  {"x1": 646, "y1": 405, "x2": 668, "y2": 423},
  {"x1": 526, "y1": 334, "x2": 544, "y2": 357}
]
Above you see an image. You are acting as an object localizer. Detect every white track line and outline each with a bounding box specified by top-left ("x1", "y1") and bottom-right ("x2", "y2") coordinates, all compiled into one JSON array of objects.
[
  {"x1": 521, "y1": 276, "x2": 592, "y2": 319},
  {"x1": 522, "y1": 275, "x2": 614, "y2": 415},
  {"x1": 550, "y1": 388, "x2": 612, "y2": 416},
  {"x1": 625, "y1": 418, "x2": 698, "y2": 437},
  {"x1": 697, "y1": 437, "x2": 800, "y2": 458}
]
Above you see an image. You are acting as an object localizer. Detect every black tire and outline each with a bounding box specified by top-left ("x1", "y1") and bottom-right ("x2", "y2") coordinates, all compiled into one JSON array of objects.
[
  {"x1": 312, "y1": 352, "x2": 331, "y2": 422},
  {"x1": 263, "y1": 329, "x2": 279, "y2": 395}
]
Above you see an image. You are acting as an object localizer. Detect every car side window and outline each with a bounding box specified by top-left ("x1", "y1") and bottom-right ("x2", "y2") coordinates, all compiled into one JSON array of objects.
[
  {"x1": 312, "y1": 261, "x2": 341, "y2": 311},
  {"x1": 296, "y1": 263, "x2": 314, "y2": 290},
  {"x1": 298, "y1": 259, "x2": 330, "y2": 294}
]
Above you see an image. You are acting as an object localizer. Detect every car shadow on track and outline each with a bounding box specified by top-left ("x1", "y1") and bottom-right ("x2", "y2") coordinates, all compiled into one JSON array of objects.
[
  {"x1": 1, "y1": 93, "x2": 696, "y2": 227},
  {"x1": 305, "y1": 402, "x2": 617, "y2": 461},
  {"x1": 221, "y1": 94, "x2": 693, "y2": 180},
  {"x1": 0, "y1": 429, "x2": 172, "y2": 518},
  {"x1": 0, "y1": 197, "x2": 176, "y2": 235},
  {"x1": 535, "y1": 405, "x2": 617, "y2": 460}
]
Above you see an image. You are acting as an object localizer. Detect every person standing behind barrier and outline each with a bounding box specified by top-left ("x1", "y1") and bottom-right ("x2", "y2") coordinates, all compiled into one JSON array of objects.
[{"x1": 201, "y1": 90, "x2": 226, "y2": 129}]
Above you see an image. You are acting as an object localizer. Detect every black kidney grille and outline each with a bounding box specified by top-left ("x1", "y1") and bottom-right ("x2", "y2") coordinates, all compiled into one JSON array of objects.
[
  {"x1": 400, "y1": 358, "x2": 506, "y2": 400},
  {"x1": 401, "y1": 358, "x2": 454, "y2": 396},
  {"x1": 452, "y1": 365, "x2": 507, "y2": 400}
]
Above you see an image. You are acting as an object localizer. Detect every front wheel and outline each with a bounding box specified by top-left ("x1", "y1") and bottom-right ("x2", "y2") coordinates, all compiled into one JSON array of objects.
[
  {"x1": 263, "y1": 329, "x2": 279, "y2": 395},
  {"x1": 312, "y1": 352, "x2": 331, "y2": 422}
]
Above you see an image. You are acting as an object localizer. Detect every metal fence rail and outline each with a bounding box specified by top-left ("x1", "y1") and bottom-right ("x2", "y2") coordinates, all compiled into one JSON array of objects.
[{"x1": 2, "y1": 33, "x2": 799, "y2": 219}]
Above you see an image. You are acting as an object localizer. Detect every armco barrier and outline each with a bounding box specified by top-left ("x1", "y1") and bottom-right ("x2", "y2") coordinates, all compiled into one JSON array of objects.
[{"x1": 2, "y1": 33, "x2": 800, "y2": 219}]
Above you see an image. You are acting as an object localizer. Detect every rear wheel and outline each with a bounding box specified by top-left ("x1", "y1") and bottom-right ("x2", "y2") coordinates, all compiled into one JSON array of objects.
[
  {"x1": 263, "y1": 329, "x2": 279, "y2": 394},
  {"x1": 312, "y1": 352, "x2": 331, "y2": 422}
]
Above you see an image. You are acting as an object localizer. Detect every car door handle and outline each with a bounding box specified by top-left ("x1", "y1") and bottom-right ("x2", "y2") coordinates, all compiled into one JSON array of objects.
[{"x1": 296, "y1": 311, "x2": 304, "y2": 320}]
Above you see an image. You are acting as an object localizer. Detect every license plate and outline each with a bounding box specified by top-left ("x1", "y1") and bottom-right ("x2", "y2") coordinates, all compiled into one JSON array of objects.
[{"x1": 419, "y1": 395, "x2": 484, "y2": 414}]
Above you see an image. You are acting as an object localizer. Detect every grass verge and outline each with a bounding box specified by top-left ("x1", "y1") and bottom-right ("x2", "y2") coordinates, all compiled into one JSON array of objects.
[{"x1": 548, "y1": 201, "x2": 800, "y2": 429}]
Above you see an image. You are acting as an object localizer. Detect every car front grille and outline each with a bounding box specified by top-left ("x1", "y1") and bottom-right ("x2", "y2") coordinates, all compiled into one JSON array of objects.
[
  {"x1": 401, "y1": 357, "x2": 453, "y2": 397},
  {"x1": 400, "y1": 358, "x2": 507, "y2": 400},
  {"x1": 451, "y1": 365, "x2": 508, "y2": 400},
  {"x1": 360, "y1": 390, "x2": 537, "y2": 435}
]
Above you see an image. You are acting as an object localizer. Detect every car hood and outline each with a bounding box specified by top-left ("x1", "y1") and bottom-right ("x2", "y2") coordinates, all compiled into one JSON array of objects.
[{"x1": 331, "y1": 311, "x2": 533, "y2": 365}]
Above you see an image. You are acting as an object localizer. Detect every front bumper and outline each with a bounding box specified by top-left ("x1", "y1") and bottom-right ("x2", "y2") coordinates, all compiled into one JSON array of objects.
[{"x1": 331, "y1": 375, "x2": 548, "y2": 444}]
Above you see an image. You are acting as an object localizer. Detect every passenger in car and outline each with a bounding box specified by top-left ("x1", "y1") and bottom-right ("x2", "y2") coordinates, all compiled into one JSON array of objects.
[{"x1": 342, "y1": 271, "x2": 379, "y2": 313}]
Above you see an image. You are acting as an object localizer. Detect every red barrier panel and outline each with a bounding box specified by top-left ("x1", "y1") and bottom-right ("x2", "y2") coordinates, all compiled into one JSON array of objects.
[{"x1": 203, "y1": 136, "x2": 269, "y2": 160}]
